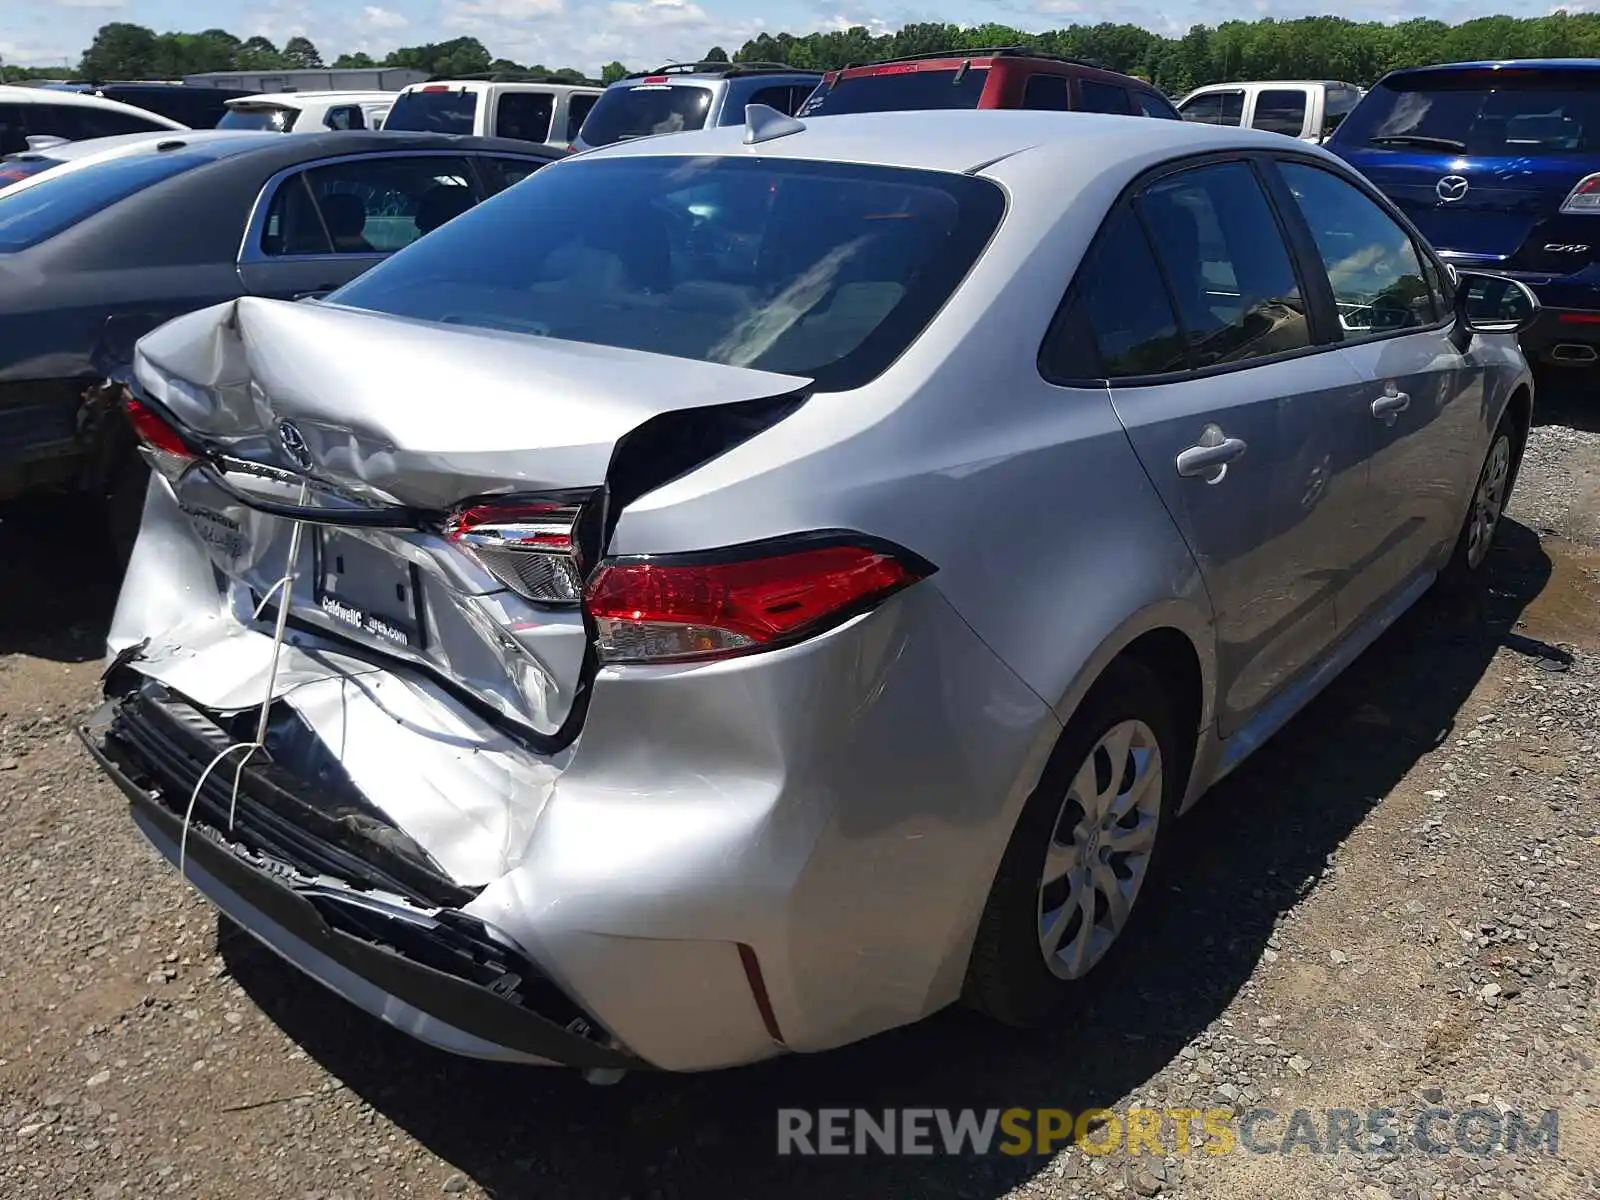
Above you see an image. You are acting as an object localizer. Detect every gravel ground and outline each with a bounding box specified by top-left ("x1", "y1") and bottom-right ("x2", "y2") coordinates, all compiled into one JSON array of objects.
[{"x1": 1, "y1": 387, "x2": 1597, "y2": 1200}]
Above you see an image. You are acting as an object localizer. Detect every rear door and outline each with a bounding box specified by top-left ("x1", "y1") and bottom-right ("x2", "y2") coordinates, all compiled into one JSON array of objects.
[
  {"x1": 1269, "y1": 156, "x2": 1480, "y2": 626},
  {"x1": 1076, "y1": 78, "x2": 1133, "y2": 115},
  {"x1": 1248, "y1": 87, "x2": 1312, "y2": 140},
  {"x1": 237, "y1": 152, "x2": 480, "y2": 299},
  {"x1": 1079, "y1": 158, "x2": 1369, "y2": 735}
]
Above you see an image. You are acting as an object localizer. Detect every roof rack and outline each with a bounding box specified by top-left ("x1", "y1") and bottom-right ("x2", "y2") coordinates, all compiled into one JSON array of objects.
[
  {"x1": 624, "y1": 60, "x2": 807, "y2": 79},
  {"x1": 438, "y1": 70, "x2": 604, "y2": 86},
  {"x1": 844, "y1": 46, "x2": 1108, "y2": 70}
]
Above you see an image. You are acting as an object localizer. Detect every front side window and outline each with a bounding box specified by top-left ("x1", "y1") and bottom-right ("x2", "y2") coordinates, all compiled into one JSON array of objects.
[
  {"x1": 262, "y1": 155, "x2": 476, "y2": 256},
  {"x1": 1138, "y1": 161, "x2": 1310, "y2": 368},
  {"x1": 324, "y1": 105, "x2": 366, "y2": 131},
  {"x1": 1180, "y1": 90, "x2": 1245, "y2": 126},
  {"x1": 1079, "y1": 81, "x2": 1132, "y2": 115},
  {"x1": 1278, "y1": 161, "x2": 1437, "y2": 337},
  {"x1": 1252, "y1": 89, "x2": 1309, "y2": 136},
  {"x1": 747, "y1": 85, "x2": 803, "y2": 116},
  {"x1": 327, "y1": 155, "x2": 1006, "y2": 392},
  {"x1": 494, "y1": 92, "x2": 554, "y2": 142},
  {"x1": 478, "y1": 155, "x2": 549, "y2": 195},
  {"x1": 1023, "y1": 75, "x2": 1071, "y2": 112}
]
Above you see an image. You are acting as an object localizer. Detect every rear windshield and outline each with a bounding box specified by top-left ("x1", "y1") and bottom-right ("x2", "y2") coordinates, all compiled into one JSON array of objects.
[
  {"x1": 0, "y1": 151, "x2": 208, "y2": 251},
  {"x1": 382, "y1": 90, "x2": 478, "y2": 134},
  {"x1": 1337, "y1": 69, "x2": 1600, "y2": 156},
  {"x1": 217, "y1": 105, "x2": 299, "y2": 132},
  {"x1": 797, "y1": 67, "x2": 990, "y2": 117},
  {"x1": 328, "y1": 155, "x2": 1006, "y2": 392},
  {"x1": 578, "y1": 84, "x2": 712, "y2": 146},
  {"x1": 0, "y1": 156, "x2": 66, "y2": 191}
]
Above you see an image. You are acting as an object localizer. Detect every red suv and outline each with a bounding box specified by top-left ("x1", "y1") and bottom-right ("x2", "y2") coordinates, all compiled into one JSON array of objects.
[{"x1": 797, "y1": 47, "x2": 1181, "y2": 120}]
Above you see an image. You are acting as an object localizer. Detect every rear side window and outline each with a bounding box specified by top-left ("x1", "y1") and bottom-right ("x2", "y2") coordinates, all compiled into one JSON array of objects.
[
  {"x1": 1180, "y1": 90, "x2": 1245, "y2": 126},
  {"x1": 383, "y1": 89, "x2": 477, "y2": 134},
  {"x1": 262, "y1": 155, "x2": 476, "y2": 256},
  {"x1": 1057, "y1": 205, "x2": 1185, "y2": 379},
  {"x1": 1322, "y1": 87, "x2": 1359, "y2": 137},
  {"x1": 0, "y1": 152, "x2": 207, "y2": 252},
  {"x1": 579, "y1": 84, "x2": 712, "y2": 146},
  {"x1": 25, "y1": 102, "x2": 171, "y2": 140},
  {"x1": 1135, "y1": 91, "x2": 1180, "y2": 119},
  {"x1": 1023, "y1": 75, "x2": 1071, "y2": 112},
  {"x1": 479, "y1": 155, "x2": 549, "y2": 195},
  {"x1": 323, "y1": 105, "x2": 366, "y2": 131},
  {"x1": 328, "y1": 155, "x2": 1006, "y2": 393},
  {"x1": 1079, "y1": 81, "x2": 1132, "y2": 115},
  {"x1": 1251, "y1": 89, "x2": 1309, "y2": 136},
  {"x1": 495, "y1": 92, "x2": 554, "y2": 142},
  {"x1": 797, "y1": 67, "x2": 990, "y2": 117},
  {"x1": 1278, "y1": 162, "x2": 1438, "y2": 336},
  {"x1": 1138, "y1": 162, "x2": 1310, "y2": 369},
  {"x1": 747, "y1": 84, "x2": 805, "y2": 116},
  {"x1": 565, "y1": 93, "x2": 598, "y2": 141}
]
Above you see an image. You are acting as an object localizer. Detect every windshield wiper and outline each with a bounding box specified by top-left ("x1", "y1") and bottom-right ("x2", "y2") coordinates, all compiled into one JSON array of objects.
[{"x1": 1366, "y1": 134, "x2": 1468, "y2": 151}]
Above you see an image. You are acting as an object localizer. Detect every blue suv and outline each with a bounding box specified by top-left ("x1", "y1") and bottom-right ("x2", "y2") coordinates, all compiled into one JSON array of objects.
[{"x1": 1328, "y1": 59, "x2": 1600, "y2": 369}]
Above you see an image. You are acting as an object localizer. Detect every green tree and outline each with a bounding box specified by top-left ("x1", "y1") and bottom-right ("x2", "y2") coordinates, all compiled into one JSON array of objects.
[
  {"x1": 283, "y1": 36, "x2": 323, "y2": 69},
  {"x1": 385, "y1": 37, "x2": 492, "y2": 77},
  {"x1": 80, "y1": 22, "x2": 160, "y2": 80},
  {"x1": 703, "y1": 45, "x2": 729, "y2": 62},
  {"x1": 332, "y1": 51, "x2": 377, "y2": 68},
  {"x1": 235, "y1": 36, "x2": 284, "y2": 70},
  {"x1": 601, "y1": 59, "x2": 629, "y2": 83}
]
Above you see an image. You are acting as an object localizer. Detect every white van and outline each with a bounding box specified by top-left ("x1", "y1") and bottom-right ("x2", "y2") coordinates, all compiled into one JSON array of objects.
[
  {"x1": 217, "y1": 91, "x2": 397, "y2": 133},
  {"x1": 1176, "y1": 80, "x2": 1364, "y2": 144},
  {"x1": 381, "y1": 79, "x2": 603, "y2": 150}
]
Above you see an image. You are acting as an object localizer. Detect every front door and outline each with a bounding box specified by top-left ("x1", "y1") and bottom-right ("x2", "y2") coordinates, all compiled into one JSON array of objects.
[
  {"x1": 1079, "y1": 159, "x2": 1369, "y2": 736},
  {"x1": 1269, "y1": 158, "x2": 1481, "y2": 626}
]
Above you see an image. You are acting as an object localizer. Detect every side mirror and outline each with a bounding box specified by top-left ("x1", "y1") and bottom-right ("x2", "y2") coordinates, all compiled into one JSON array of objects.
[{"x1": 1455, "y1": 270, "x2": 1539, "y2": 336}]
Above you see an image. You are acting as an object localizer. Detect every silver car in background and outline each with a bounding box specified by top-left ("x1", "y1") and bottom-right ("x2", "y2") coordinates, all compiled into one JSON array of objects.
[{"x1": 83, "y1": 108, "x2": 1538, "y2": 1076}]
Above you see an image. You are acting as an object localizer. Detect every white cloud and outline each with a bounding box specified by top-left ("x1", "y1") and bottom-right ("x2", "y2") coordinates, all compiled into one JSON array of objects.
[
  {"x1": 362, "y1": 5, "x2": 409, "y2": 29},
  {"x1": 816, "y1": 13, "x2": 896, "y2": 34},
  {"x1": 49, "y1": 0, "x2": 126, "y2": 8},
  {"x1": 607, "y1": 0, "x2": 712, "y2": 28}
]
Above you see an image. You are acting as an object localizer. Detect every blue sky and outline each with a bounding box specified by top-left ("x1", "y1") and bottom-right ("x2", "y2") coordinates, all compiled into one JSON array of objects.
[{"x1": 5, "y1": 0, "x2": 1593, "y2": 77}]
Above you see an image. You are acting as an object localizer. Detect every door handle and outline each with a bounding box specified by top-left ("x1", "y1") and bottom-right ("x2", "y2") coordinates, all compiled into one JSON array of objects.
[
  {"x1": 1175, "y1": 426, "x2": 1247, "y2": 484},
  {"x1": 1371, "y1": 389, "x2": 1411, "y2": 425}
]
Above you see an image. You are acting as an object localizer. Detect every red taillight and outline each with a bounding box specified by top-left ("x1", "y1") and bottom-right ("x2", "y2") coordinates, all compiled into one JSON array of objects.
[
  {"x1": 643, "y1": 75, "x2": 668, "y2": 83},
  {"x1": 584, "y1": 539, "x2": 931, "y2": 664},
  {"x1": 445, "y1": 498, "x2": 585, "y2": 604},
  {"x1": 1559, "y1": 311, "x2": 1600, "y2": 324},
  {"x1": 125, "y1": 398, "x2": 197, "y2": 481},
  {"x1": 1560, "y1": 172, "x2": 1600, "y2": 215},
  {"x1": 421, "y1": 84, "x2": 450, "y2": 92}
]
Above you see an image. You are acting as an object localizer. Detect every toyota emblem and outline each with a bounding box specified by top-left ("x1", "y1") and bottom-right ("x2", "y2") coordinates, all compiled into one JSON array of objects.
[
  {"x1": 278, "y1": 420, "x2": 313, "y2": 471},
  {"x1": 1436, "y1": 175, "x2": 1470, "y2": 203}
]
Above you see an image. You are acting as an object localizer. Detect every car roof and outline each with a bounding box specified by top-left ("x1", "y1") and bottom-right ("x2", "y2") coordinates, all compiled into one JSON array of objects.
[
  {"x1": 612, "y1": 61, "x2": 821, "y2": 86},
  {"x1": 576, "y1": 107, "x2": 1322, "y2": 175},
  {"x1": 0, "y1": 84, "x2": 189, "y2": 128},
  {"x1": 1386, "y1": 58, "x2": 1600, "y2": 77},
  {"x1": 227, "y1": 91, "x2": 397, "y2": 108},
  {"x1": 1184, "y1": 80, "x2": 1353, "y2": 91},
  {"x1": 403, "y1": 80, "x2": 602, "y2": 94}
]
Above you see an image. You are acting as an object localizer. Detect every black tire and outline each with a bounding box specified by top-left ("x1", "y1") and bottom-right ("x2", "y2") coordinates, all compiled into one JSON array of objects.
[
  {"x1": 963, "y1": 656, "x2": 1182, "y2": 1029},
  {"x1": 1437, "y1": 413, "x2": 1520, "y2": 597}
]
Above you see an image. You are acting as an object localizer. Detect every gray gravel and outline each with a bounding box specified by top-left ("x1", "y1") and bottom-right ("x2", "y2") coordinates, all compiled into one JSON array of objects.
[{"x1": 1, "y1": 400, "x2": 1597, "y2": 1200}]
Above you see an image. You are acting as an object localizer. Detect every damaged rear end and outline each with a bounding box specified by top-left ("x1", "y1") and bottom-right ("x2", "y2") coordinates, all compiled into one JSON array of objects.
[{"x1": 84, "y1": 294, "x2": 810, "y2": 1069}]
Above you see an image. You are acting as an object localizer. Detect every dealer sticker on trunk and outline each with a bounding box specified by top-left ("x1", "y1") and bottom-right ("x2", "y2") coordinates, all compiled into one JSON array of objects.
[{"x1": 318, "y1": 594, "x2": 412, "y2": 647}]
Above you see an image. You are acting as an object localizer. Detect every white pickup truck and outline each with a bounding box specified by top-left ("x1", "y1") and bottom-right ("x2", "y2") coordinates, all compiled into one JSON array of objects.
[{"x1": 1176, "y1": 80, "x2": 1365, "y2": 144}]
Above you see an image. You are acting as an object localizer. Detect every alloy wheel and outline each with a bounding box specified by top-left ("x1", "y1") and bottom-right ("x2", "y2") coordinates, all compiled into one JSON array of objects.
[{"x1": 1465, "y1": 434, "x2": 1512, "y2": 571}]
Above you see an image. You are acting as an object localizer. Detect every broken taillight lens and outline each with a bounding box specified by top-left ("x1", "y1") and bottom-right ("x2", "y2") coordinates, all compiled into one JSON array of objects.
[
  {"x1": 124, "y1": 398, "x2": 197, "y2": 482},
  {"x1": 445, "y1": 499, "x2": 586, "y2": 604},
  {"x1": 584, "y1": 538, "x2": 933, "y2": 664}
]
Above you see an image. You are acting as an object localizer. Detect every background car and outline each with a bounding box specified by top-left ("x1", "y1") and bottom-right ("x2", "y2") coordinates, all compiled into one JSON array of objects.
[
  {"x1": 217, "y1": 91, "x2": 398, "y2": 133},
  {"x1": 0, "y1": 129, "x2": 270, "y2": 192},
  {"x1": 1328, "y1": 58, "x2": 1600, "y2": 373},
  {"x1": 383, "y1": 75, "x2": 602, "y2": 149},
  {"x1": 0, "y1": 84, "x2": 186, "y2": 153},
  {"x1": 796, "y1": 46, "x2": 1180, "y2": 120},
  {"x1": 0, "y1": 129, "x2": 562, "y2": 544},
  {"x1": 1177, "y1": 80, "x2": 1364, "y2": 143},
  {"x1": 572, "y1": 60, "x2": 822, "y2": 151},
  {"x1": 91, "y1": 109, "x2": 1535, "y2": 1078},
  {"x1": 76, "y1": 82, "x2": 259, "y2": 129}
]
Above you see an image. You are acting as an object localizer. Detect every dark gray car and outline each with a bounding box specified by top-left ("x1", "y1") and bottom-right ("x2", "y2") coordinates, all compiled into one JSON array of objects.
[
  {"x1": 0, "y1": 129, "x2": 560, "y2": 540},
  {"x1": 572, "y1": 61, "x2": 821, "y2": 151}
]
